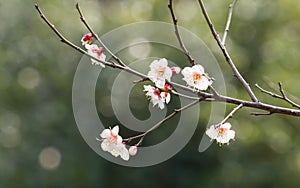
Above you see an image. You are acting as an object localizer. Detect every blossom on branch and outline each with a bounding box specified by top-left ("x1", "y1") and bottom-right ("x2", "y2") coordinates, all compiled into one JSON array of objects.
[
  {"x1": 98, "y1": 125, "x2": 129, "y2": 161},
  {"x1": 147, "y1": 58, "x2": 173, "y2": 88},
  {"x1": 86, "y1": 44, "x2": 106, "y2": 67},
  {"x1": 144, "y1": 84, "x2": 171, "y2": 110},
  {"x1": 181, "y1": 64, "x2": 212, "y2": 90},
  {"x1": 129, "y1": 146, "x2": 138, "y2": 156},
  {"x1": 81, "y1": 33, "x2": 93, "y2": 45},
  {"x1": 206, "y1": 123, "x2": 235, "y2": 145}
]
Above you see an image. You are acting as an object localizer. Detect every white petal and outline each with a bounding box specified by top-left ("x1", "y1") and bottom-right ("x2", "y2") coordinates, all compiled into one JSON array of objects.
[
  {"x1": 84, "y1": 44, "x2": 91, "y2": 49},
  {"x1": 206, "y1": 125, "x2": 218, "y2": 140},
  {"x1": 121, "y1": 152, "x2": 129, "y2": 161},
  {"x1": 155, "y1": 79, "x2": 165, "y2": 88},
  {"x1": 216, "y1": 130, "x2": 235, "y2": 144},
  {"x1": 149, "y1": 59, "x2": 159, "y2": 69},
  {"x1": 226, "y1": 130, "x2": 235, "y2": 140},
  {"x1": 101, "y1": 139, "x2": 110, "y2": 151},
  {"x1": 164, "y1": 67, "x2": 173, "y2": 81},
  {"x1": 158, "y1": 101, "x2": 165, "y2": 109},
  {"x1": 119, "y1": 145, "x2": 130, "y2": 161},
  {"x1": 100, "y1": 53, "x2": 106, "y2": 61},
  {"x1": 99, "y1": 54, "x2": 106, "y2": 68},
  {"x1": 111, "y1": 125, "x2": 119, "y2": 136},
  {"x1": 116, "y1": 135, "x2": 123, "y2": 145},
  {"x1": 100, "y1": 129, "x2": 111, "y2": 138},
  {"x1": 110, "y1": 147, "x2": 120, "y2": 157},
  {"x1": 158, "y1": 58, "x2": 168, "y2": 66},
  {"x1": 216, "y1": 136, "x2": 231, "y2": 144},
  {"x1": 181, "y1": 67, "x2": 192, "y2": 76},
  {"x1": 165, "y1": 93, "x2": 171, "y2": 104},
  {"x1": 143, "y1": 85, "x2": 153, "y2": 92},
  {"x1": 221, "y1": 122, "x2": 232, "y2": 129},
  {"x1": 194, "y1": 64, "x2": 205, "y2": 73},
  {"x1": 147, "y1": 70, "x2": 157, "y2": 82},
  {"x1": 195, "y1": 77, "x2": 210, "y2": 90}
]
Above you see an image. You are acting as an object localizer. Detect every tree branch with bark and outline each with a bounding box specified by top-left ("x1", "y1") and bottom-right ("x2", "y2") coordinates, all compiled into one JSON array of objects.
[{"x1": 35, "y1": 0, "x2": 300, "y2": 161}]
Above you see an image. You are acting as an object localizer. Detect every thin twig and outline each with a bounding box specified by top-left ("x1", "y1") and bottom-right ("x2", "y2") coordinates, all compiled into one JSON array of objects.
[
  {"x1": 34, "y1": 4, "x2": 118, "y2": 69},
  {"x1": 208, "y1": 85, "x2": 220, "y2": 99},
  {"x1": 123, "y1": 98, "x2": 203, "y2": 145},
  {"x1": 222, "y1": 0, "x2": 238, "y2": 45},
  {"x1": 171, "y1": 90, "x2": 202, "y2": 100},
  {"x1": 255, "y1": 83, "x2": 300, "y2": 109},
  {"x1": 197, "y1": 0, "x2": 258, "y2": 102},
  {"x1": 219, "y1": 103, "x2": 243, "y2": 125},
  {"x1": 35, "y1": 4, "x2": 152, "y2": 82},
  {"x1": 168, "y1": 0, "x2": 195, "y2": 66},
  {"x1": 255, "y1": 83, "x2": 281, "y2": 98},
  {"x1": 251, "y1": 111, "x2": 273, "y2": 116},
  {"x1": 133, "y1": 78, "x2": 149, "y2": 84},
  {"x1": 277, "y1": 82, "x2": 300, "y2": 109},
  {"x1": 76, "y1": 3, "x2": 126, "y2": 67}
]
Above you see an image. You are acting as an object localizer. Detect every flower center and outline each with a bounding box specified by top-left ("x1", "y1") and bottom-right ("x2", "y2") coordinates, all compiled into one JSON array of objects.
[
  {"x1": 153, "y1": 88, "x2": 161, "y2": 99},
  {"x1": 110, "y1": 132, "x2": 118, "y2": 143},
  {"x1": 157, "y1": 67, "x2": 166, "y2": 77},
  {"x1": 217, "y1": 127, "x2": 227, "y2": 136},
  {"x1": 192, "y1": 72, "x2": 202, "y2": 82},
  {"x1": 163, "y1": 84, "x2": 172, "y2": 91},
  {"x1": 83, "y1": 34, "x2": 93, "y2": 44}
]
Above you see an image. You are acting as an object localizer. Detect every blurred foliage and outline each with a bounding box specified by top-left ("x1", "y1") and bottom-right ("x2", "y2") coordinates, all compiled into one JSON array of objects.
[{"x1": 1, "y1": 0, "x2": 300, "y2": 187}]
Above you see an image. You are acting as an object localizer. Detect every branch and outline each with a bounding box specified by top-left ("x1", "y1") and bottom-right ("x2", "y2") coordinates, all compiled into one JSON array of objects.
[
  {"x1": 278, "y1": 82, "x2": 300, "y2": 109},
  {"x1": 197, "y1": 0, "x2": 258, "y2": 102},
  {"x1": 35, "y1": 3, "x2": 300, "y2": 117},
  {"x1": 216, "y1": 95, "x2": 300, "y2": 116},
  {"x1": 222, "y1": 0, "x2": 238, "y2": 45},
  {"x1": 35, "y1": 4, "x2": 151, "y2": 82},
  {"x1": 255, "y1": 83, "x2": 300, "y2": 109},
  {"x1": 168, "y1": 0, "x2": 195, "y2": 66},
  {"x1": 171, "y1": 90, "x2": 202, "y2": 100},
  {"x1": 75, "y1": 3, "x2": 126, "y2": 67},
  {"x1": 251, "y1": 111, "x2": 273, "y2": 116},
  {"x1": 123, "y1": 98, "x2": 203, "y2": 145},
  {"x1": 219, "y1": 103, "x2": 243, "y2": 125}
]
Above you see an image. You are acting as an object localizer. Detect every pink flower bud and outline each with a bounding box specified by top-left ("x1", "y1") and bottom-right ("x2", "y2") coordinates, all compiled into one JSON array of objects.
[
  {"x1": 81, "y1": 33, "x2": 93, "y2": 45},
  {"x1": 171, "y1": 66, "x2": 181, "y2": 76},
  {"x1": 129, "y1": 146, "x2": 137, "y2": 156}
]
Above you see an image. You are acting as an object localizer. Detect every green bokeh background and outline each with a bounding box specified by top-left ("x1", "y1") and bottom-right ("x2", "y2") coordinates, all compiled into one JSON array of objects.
[{"x1": 1, "y1": 0, "x2": 300, "y2": 187}]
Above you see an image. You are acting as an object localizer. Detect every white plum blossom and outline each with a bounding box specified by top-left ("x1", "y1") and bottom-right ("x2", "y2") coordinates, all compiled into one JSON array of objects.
[
  {"x1": 129, "y1": 146, "x2": 138, "y2": 156},
  {"x1": 86, "y1": 44, "x2": 106, "y2": 68},
  {"x1": 144, "y1": 85, "x2": 171, "y2": 110},
  {"x1": 81, "y1": 33, "x2": 93, "y2": 46},
  {"x1": 206, "y1": 122, "x2": 235, "y2": 145},
  {"x1": 99, "y1": 125, "x2": 129, "y2": 160},
  {"x1": 181, "y1": 64, "x2": 212, "y2": 90},
  {"x1": 148, "y1": 58, "x2": 173, "y2": 88}
]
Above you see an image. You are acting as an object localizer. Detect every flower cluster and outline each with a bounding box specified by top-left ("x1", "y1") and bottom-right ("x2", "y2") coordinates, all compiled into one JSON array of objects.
[
  {"x1": 144, "y1": 58, "x2": 212, "y2": 109},
  {"x1": 205, "y1": 123, "x2": 235, "y2": 145},
  {"x1": 97, "y1": 58, "x2": 233, "y2": 160},
  {"x1": 144, "y1": 58, "x2": 180, "y2": 109},
  {"x1": 98, "y1": 125, "x2": 137, "y2": 161},
  {"x1": 81, "y1": 33, "x2": 106, "y2": 67},
  {"x1": 144, "y1": 84, "x2": 172, "y2": 110}
]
